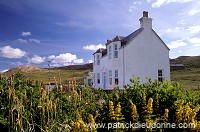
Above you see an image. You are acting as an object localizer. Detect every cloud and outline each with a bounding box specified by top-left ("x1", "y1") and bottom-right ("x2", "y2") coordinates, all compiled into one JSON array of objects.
[
  {"x1": 48, "y1": 53, "x2": 77, "y2": 63},
  {"x1": 0, "y1": 46, "x2": 27, "y2": 58},
  {"x1": 21, "y1": 31, "x2": 31, "y2": 36},
  {"x1": 188, "y1": 37, "x2": 200, "y2": 43},
  {"x1": 73, "y1": 59, "x2": 84, "y2": 64},
  {"x1": 167, "y1": 40, "x2": 187, "y2": 49},
  {"x1": 83, "y1": 44, "x2": 106, "y2": 51},
  {"x1": 0, "y1": 69, "x2": 8, "y2": 73},
  {"x1": 187, "y1": 25, "x2": 200, "y2": 34},
  {"x1": 187, "y1": 9, "x2": 200, "y2": 16},
  {"x1": 28, "y1": 55, "x2": 45, "y2": 64},
  {"x1": 87, "y1": 59, "x2": 93, "y2": 63},
  {"x1": 152, "y1": 0, "x2": 193, "y2": 8},
  {"x1": 29, "y1": 39, "x2": 40, "y2": 43},
  {"x1": 17, "y1": 38, "x2": 28, "y2": 44}
]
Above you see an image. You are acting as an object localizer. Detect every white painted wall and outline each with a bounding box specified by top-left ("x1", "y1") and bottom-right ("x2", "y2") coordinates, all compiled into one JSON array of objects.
[
  {"x1": 93, "y1": 13, "x2": 170, "y2": 89},
  {"x1": 124, "y1": 25, "x2": 170, "y2": 85}
]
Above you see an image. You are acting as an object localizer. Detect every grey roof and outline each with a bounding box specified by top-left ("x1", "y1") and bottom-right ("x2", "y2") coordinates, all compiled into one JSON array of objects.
[
  {"x1": 93, "y1": 48, "x2": 106, "y2": 55},
  {"x1": 121, "y1": 28, "x2": 143, "y2": 46},
  {"x1": 93, "y1": 27, "x2": 169, "y2": 56}
]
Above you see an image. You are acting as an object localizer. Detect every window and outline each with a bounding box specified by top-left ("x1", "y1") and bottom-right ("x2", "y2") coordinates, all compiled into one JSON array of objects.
[
  {"x1": 109, "y1": 70, "x2": 112, "y2": 85},
  {"x1": 114, "y1": 70, "x2": 119, "y2": 85},
  {"x1": 97, "y1": 55, "x2": 100, "y2": 65},
  {"x1": 97, "y1": 73, "x2": 100, "y2": 84},
  {"x1": 108, "y1": 45, "x2": 112, "y2": 59},
  {"x1": 93, "y1": 73, "x2": 95, "y2": 84},
  {"x1": 114, "y1": 44, "x2": 118, "y2": 58},
  {"x1": 93, "y1": 56, "x2": 95, "y2": 65},
  {"x1": 158, "y1": 70, "x2": 163, "y2": 82}
]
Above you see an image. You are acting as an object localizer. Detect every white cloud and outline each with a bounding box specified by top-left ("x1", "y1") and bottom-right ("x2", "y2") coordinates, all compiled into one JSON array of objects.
[
  {"x1": 0, "y1": 69, "x2": 8, "y2": 73},
  {"x1": 193, "y1": 44, "x2": 200, "y2": 47},
  {"x1": 0, "y1": 46, "x2": 27, "y2": 58},
  {"x1": 188, "y1": 37, "x2": 200, "y2": 43},
  {"x1": 187, "y1": 25, "x2": 200, "y2": 34},
  {"x1": 29, "y1": 39, "x2": 40, "y2": 43},
  {"x1": 21, "y1": 31, "x2": 31, "y2": 36},
  {"x1": 83, "y1": 44, "x2": 106, "y2": 51},
  {"x1": 167, "y1": 40, "x2": 187, "y2": 49},
  {"x1": 187, "y1": 9, "x2": 200, "y2": 16},
  {"x1": 152, "y1": 0, "x2": 193, "y2": 8},
  {"x1": 48, "y1": 53, "x2": 77, "y2": 63},
  {"x1": 17, "y1": 39, "x2": 28, "y2": 44},
  {"x1": 28, "y1": 55, "x2": 45, "y2": 64},
  {"x1": 87, "y1": 60, "x2": 93, "y2": 63},
  {"x1": 73, "y1": 59, "x2": 84, "y2": 64},
  {"x1": 47, "y1": 53, "x2": 84, "y2": 66}
]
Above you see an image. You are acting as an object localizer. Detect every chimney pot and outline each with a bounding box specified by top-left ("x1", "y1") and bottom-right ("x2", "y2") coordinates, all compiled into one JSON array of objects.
[{"x1": 143, "y1": 11, "x2": 148, "y2": 17}]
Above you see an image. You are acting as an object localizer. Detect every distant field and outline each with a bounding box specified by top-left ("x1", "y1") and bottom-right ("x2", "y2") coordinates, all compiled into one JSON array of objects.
[
  {"x1": 3, "y1": 68, "x2": 90, "y2": 85},
  {"x1": 171, "y1": 68, "x2": 200, "y2": 90},
  {"x1": 2, "y1": 65, "x2": 200, "y2": 90}
]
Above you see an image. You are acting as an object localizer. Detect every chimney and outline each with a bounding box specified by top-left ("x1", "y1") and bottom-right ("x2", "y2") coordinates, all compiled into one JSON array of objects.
[
  {"x1": 139, "y1": 11, "x2": 152, "y2": 29},
  {"x1": 143, "y1": 11, "x2": 148, "y2": 17}
]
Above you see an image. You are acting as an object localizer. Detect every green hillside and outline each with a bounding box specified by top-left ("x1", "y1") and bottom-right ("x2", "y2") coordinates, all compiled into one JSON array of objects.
[{"x1": 2, "y1": 56, "x2": 200, "y2": 89}]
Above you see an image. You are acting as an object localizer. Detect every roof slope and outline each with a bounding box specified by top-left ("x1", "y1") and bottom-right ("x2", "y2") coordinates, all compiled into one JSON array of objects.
[{"x1": 121, "y1": 28, "x2": 143, "y2": 46}]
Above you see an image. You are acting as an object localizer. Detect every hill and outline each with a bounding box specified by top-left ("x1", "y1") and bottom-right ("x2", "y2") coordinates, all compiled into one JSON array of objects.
[
  {"x1": 170, "y1": 56, "x2": 200, "y2": 68},
  {"x1": 3, "y1": 56, "x2": 200, "y2": 89},
  {"x1": 5, "y1": 63, "x2": 93, "y2": 85}
]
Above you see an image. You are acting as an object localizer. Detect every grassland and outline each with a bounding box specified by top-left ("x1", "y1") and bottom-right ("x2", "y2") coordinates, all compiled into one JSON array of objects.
[
  {"x1": 171, "y1": 68, "x2": 200, "y2": 90},
  {"x1": 3, "y1": 68, "x2": 90, "y2": 85}
]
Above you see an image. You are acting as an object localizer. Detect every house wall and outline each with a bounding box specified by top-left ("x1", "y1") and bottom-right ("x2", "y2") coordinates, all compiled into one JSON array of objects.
[
  {"x1": 93, "y1": 41, "x2": 124, "y2": 89},
  {"x1": 124, "y1": 28, "x2": 170, "y2": 85}
]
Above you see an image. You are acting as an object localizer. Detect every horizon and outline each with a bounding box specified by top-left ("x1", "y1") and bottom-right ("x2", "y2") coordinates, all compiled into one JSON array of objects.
[{"x1": 0, "y1": 0, "x2": 200, "y2": 72}]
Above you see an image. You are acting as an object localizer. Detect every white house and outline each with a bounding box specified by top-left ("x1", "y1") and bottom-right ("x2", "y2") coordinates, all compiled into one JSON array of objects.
[{"x1": 93, "y1": 11, "x2": 170, "y2": 89}]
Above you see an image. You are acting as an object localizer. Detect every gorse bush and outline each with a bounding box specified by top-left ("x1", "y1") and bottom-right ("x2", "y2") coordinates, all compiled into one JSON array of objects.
[{"x1": 0, "y1": 72, "x2": 199, "y2": 132}]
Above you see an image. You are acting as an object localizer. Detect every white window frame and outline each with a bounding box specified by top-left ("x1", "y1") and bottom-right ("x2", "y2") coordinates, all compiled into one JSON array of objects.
[
  {"x1": 114, "y1": 70, "x2": 119, "y2": 85},
  {"x1": 97, "y1": 73, "x2": 100, "y2": 84},
  {"x1": 97, "y1": 54, "x2": 100, "y2": 65},
  {"x1": 114, "y1": 44, "x2": 118, "y2": 58},
  {"x1": 108, "y1": 45, "x2": 112, "y2": 59},
  {"x1": 158, "y1": 69, "x2": 163, "y2": 82},
  {"x1": 109, "y1": 70, "x2": 112, "y2": 85}
]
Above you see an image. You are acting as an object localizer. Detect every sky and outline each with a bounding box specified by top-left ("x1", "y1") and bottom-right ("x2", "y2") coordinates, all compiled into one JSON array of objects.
[{"x1": 0, "y1": 0, "x2": 200, "y2": 72}]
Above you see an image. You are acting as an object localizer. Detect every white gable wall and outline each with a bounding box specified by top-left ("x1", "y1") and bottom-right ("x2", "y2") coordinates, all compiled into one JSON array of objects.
[{"x1": 124, "y1": 28, "x2": 170, "y2": 84}]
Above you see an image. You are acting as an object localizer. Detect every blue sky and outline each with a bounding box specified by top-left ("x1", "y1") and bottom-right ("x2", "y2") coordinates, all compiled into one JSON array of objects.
[{"x1": 0, "y1": 0, "x2": 200, "y2": 72}]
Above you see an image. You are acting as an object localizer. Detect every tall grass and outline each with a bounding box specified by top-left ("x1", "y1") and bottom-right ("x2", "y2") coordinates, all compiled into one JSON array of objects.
[{"x1": 0, "y1": 72, "x2": 199, "y2": 131}]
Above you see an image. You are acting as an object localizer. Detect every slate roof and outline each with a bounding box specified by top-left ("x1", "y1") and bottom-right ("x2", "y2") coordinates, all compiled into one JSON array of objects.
[
  {"x1": 121, "y1": 28, "x2": 143, "y2": 46},
  {"x1": 93, "y1": 48, "x2": 107, "y2": 55},
  {"x1": 94, "y1": 28, "x2": 143, "y2": 56}
]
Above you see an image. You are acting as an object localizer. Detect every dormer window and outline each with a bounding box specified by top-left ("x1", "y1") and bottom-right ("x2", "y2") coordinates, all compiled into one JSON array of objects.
[
  {"x1": 97, "y1": 54, "x2": 100, "y2": 65},
  {"x1": 108, "y1": 45, "x2": 112, "y2": 59},
  {"x1": 114, "y1": 44, "x2": 118, "y2": 58}
]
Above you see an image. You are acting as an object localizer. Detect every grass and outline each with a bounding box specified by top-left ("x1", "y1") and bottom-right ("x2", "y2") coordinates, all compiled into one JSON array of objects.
[
  {"x1": 171, "y1": 68, "x2": 200, "y2": 90},
  {"x1": 3, "y1": 65, "x2": 200, "y2": 90},
  {"x1": 3, "y1": 68, "x2": 90, "y2": 85}
]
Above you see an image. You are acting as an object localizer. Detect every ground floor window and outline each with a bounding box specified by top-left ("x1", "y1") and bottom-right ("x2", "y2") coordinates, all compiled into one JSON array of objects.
[
  {"x1": 109, "y1": 70, "x2": 112, "y2": 85},
  {"x1": 114, "y1": 70, "x2": 119, "y2": 85},
  {"x1": 158, "y1": 69, "x2": 163, "y2": 82},
  {"x1": 97, "y1": 73, "x2": 100, "y2": 84}
]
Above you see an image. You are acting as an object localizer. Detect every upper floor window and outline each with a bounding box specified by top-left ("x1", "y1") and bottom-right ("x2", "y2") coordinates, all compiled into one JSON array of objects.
[
  {"x1": 97, "y1": 54, "x2": 100, "y2": 65},
  {"x1": 93, "y1": 56, "x2": 96, "y2": 65},
  {"x1": 114, "y1": 44, "x2": 118, "y2": 58},
  {"x1": 114, "y1": 70, "x2": 119, "y2": 85},
  {"x1": 108, "y1": 45, "x2": 112, "y2": 59},
  {"x1": 158, "y1": 70, "x2": 163, "y2": 82}
]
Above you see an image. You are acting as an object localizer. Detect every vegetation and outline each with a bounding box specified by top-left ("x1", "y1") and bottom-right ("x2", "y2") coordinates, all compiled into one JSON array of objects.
[
  {"x1": 0, "y1": 72, "x2": 199, "y2": 131},
  {"x1": 171, "y1": 68, "x2": 200, "y2": 90}
]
